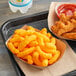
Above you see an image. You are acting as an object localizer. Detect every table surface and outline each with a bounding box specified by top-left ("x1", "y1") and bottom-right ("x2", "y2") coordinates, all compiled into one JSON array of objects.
[{"x1": 0, "y1": 0, "x2": 76, "y2": 76}]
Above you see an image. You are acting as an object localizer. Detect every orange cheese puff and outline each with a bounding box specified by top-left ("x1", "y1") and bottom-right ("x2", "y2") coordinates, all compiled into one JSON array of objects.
[
  {"x1": 7, "y1": 42, "x2": 19, "y2": 54},
  {"x1": 26, "y1": 26, "x2": 35, "y2": 31},
  {"x1": 14, "y1": 29, "x2": 26, "y2": 37},
  {"x1": 39, "y1": 55, "x2": 44, "y2": 61},
  {"x1": 45, "y1": 43, "x2": 56, "y2": 50},
  {"x1": 27, "y1": 55, "x2": 33, "y2": 64},
  {"x1": 47, "y1": 33, "x2": 52, "y2": 38},
  {"x1": 37, "y1": 37, "x2": 44, "y2": 46},
  {"x1": 33, "y1": 52, "x2": 42, "y2": 66},
  {"x1": 9, "y1": 35, "x2": 24, "y2": 43},
  {"x1": 41, "y1": 47, "x2": 56, "y2": 54},
  {"x1": 13, "y1": 34, "x2": 24, "y2": 41},
  {"x1": 36, "y1": 46, "x2": 52, "y2": 59},
  {"x1": 13, "y1": 42, "x2": 19, "y2": 48},
  {"x1": 17, "y1": 47, "x2": 35, "y2": 58},
  {"x1": 12, "y1": 34, "x2": 19, "y2": 37},
  {"x1": 18, "y1": 35, "x2": 36, "y2": 51},
  {"x1": 48, "y1": 51, "x2": 60, "y2": 64},
  {"x1": 21, "y1": 53, "x2": 31, "y2": 59},
  {"x1": 50, "y1": 37, "x2": 56, "y2": 45},
  {"x1": 34, "y1": 32, "x2": 50, "y2": 42},
  {"x1": 29, "y1": 41, "x2": 38, "y2": 47},
  {"x1": 40, "y1": 28, "x2": 47, "y2": 35},
  {"x1": 42, "y1": 59, "x2": 48, "y2": 67},
  {"x1": 22, "y1": 55, "x2": 28, "y2": 59},
  {"x1": 23, "y1": 30, "x2": 35, "y2": 36}
]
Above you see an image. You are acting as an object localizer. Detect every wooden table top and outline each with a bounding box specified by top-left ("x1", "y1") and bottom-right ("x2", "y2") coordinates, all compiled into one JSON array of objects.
[{"x1": 0, "y1": 0, "x2": 76, "y2": 76}]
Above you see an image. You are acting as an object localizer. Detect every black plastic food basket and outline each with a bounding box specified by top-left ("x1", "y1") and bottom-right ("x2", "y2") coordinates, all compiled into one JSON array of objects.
[{"x1": 0, "y1": 11, "x2": 76, "y2": 76}]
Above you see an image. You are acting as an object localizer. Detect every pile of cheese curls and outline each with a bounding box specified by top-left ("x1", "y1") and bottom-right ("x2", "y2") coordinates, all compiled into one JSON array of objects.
[{"x1": 7, "y1": 26, "x2": 60, "y2": 67}]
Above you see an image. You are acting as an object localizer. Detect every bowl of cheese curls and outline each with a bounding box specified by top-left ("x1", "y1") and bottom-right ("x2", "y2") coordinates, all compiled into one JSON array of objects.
[
  {"x1": 6, "y1": 25, "x2": 66, "y2": 68},
  {"x1": 48, "y1": 3, "x2": 76, "y2": 40}
]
